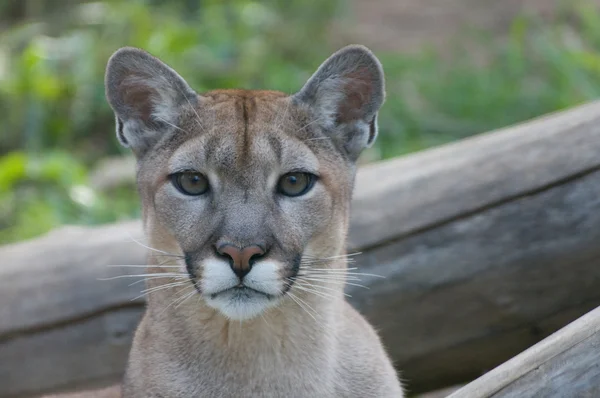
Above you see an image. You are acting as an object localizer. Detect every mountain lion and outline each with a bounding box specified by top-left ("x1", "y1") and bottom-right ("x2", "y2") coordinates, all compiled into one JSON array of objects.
[{"x1": 101, "y1": 44, "x2": 403, "y2": 397}]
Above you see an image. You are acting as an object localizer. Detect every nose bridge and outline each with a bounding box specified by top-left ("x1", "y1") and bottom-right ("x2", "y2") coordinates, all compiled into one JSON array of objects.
[{"x1": 221, "y1": 195, "x2": 268, "y2": 247}]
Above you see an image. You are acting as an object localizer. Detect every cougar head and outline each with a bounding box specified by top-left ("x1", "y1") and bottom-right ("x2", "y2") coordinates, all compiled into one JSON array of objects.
[{"x1": 105, "y1": 45, "x2": 385, "y2": 320}]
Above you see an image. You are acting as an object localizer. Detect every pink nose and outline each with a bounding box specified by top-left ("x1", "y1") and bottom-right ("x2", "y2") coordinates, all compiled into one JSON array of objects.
[{"x1": 216, "y1": 244, "x2": 265, "y2": 279}]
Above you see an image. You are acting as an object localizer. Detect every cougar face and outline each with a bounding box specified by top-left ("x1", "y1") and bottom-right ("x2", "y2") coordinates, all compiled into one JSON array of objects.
[{"x1": 105, "y1": 45, "x2": 384, "y2": 320}]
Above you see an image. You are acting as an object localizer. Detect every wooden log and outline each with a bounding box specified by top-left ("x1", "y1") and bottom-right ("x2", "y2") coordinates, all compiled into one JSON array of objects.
[
  {"x1": 2, "y1": 101, "x2": 600, "y2": 396},
  {"x1": 447, "y1": 305, "x2": 600, "y2": 397}
]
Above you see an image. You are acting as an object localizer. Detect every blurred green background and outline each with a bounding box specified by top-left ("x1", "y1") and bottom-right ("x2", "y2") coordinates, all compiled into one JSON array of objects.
[{"x1": 1, "y1": 0, "x2": 600, "y2": 244}]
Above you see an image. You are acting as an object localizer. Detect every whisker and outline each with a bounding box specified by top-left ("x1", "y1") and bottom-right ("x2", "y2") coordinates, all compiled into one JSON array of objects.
[
  {"x1": 298, "y1": 268, "x2": 361, "y2": 275},
  {"x1": 128, "y1": 275, "x2": 188, "y2": 287},
  {"x1": 298, "y1": 270, "x2": 361, "y2": 278},
  {"x1": 177, "y1": 85, "x2": 206, "y2": 132},
  {"x1": 295, "y1": 277, "x2": 370, "y2": 289},
  {"x1": 107, "y1": 265, "x2": 182, "y2": 269},
  {"x1": 299, "y1": 266, "x2": 359, "y2": 271},
  {"x1": 159, "y1": 285, "x2": 197, "y2": 315},
  {"x1": 259, "y1": 312, "x2": 274, "y2": 333},
  {"x1": 286, "y1": 290, "x2": 318, "y2": 323},
  {"x1": 148, "y1": 253, "x2": 185, "y2": 259},
  {"x1": 293, "y1": 285, "x2": 336, "y2": 301},
  {"x1": 286, "y1": 290, "x2": 335, "y2": 334},
  {"x1": 293, "y1": 279, "x2": 351, "y2": 296},
  {"x1": 174, "y1": 289, "x2": 199, "y2": 309},
  {"x1": 300, "y1": 259, "x2": 357, "y2": 266},
  {"x1": 332, "y1": 281, "x2": 371, "y2": 290},
  {"x1": 302, "y1": 252, "x2": 362, "y2": 260},
  {"x1": 139, "y1": 280, "x2": 190, "y2": 294},
  {"x1": 274, "y1": 96, "x2": 292, "y2": 132},
  {"x1": 130, "y1": 280, "x2": 189, "y2": 301},
  {"x1": 291, "y1": 280, "x2": 348, "y2": 299},
  {"x1": 295, "y1": 116, "x2": 328, "y2": 134},
  {"x1": 155, "y1": 116, "x2": 190, "y2": 134},
  {"x1": 125, "y1": 232, "x2": 183, "y2": 257},
  {"x1": 98, "y1": 273, "x2": 186, "y2": 281},
  {"x1": 299, "y1": 268, "x2": 385, "y2": 279},
  {"x1": 297, "y1": 274, "x2": 362, "y2": 282}
]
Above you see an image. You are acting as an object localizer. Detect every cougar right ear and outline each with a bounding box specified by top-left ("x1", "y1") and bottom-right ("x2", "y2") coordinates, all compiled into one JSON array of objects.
[
  {"x1": 293, "y1": 45, "x2": 385, "y2": 161},
  {"x1": 104, "y1": 47, "x2": 197, "y2": 156}
]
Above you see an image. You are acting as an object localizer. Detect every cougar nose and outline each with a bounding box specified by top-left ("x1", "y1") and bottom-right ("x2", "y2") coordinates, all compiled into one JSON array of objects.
[{"x1": 216, "y1": 243, "x2": 266, "y2": 279}]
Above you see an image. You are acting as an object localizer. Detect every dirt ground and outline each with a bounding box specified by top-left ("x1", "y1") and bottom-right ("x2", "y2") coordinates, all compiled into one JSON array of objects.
[{"x1": 338, "y1": 0, "x2": 600, "y2": 52}]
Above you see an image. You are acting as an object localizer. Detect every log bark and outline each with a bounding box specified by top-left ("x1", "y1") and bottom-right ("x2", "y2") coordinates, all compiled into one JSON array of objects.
[
  {"x1": 447, "y1": 306, "x2": 600, "y2": 397},
  {"x1": 2, "y1": 101, "x2": 600, "y2": 396}
]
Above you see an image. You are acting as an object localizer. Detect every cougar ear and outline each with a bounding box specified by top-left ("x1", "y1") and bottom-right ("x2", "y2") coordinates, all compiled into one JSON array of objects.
[
  {"x1": 293, "y1": 45, "x2": 385, "y2": 160},
  {"x1": 104, "y1": 47, "x2": 197, "y2": 156}
]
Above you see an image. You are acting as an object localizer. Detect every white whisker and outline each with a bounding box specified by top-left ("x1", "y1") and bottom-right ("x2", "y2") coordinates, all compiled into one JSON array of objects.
[
  {"x1": 302, "y1": 252, "x2": 361, "y2": 260},
  {"x1": 130, "y1": 280, "x2": 189, "y2": 301},
  {"x1": 140, "y1": 280, "x2": 190, "y2": 294},
  {"x1": 299, "y1": 266, "x2": 359, "y2": 271},
  {"x1": 160, "y1": 285, "x2": 197, "y2": 315},
  {"x1": 98, "y1": 273, "x2": 186, "y2": 281},
  {"x1": 149, "y1": 253, "x2": 185, "y2": 259},
  {"x1": 295, "y1": 116, "x2": 327, "y2": 134},
  {"x1": 178, "y1": 86, "x2": 206, "y2": 132},
  {"x1": 287, "y1": 290, "x2": 318, "y2": 323},
  {"x1": 107, "y1": 265, "x2": 182, "y2": 269},
  {"x1": 125, "y1": 232, "x2": 183, "y2": 257},
  {"x1": 155, "y1": 116, "x2": 190, "y2": 134},
  {"x1": 298, "y1": 274, "x2": 359, "y2": 280},
  {"x1": 299, "y1": 268, "x2": 385, "y2": 279},
  {"x1": 128, "y1": 274, "x2": 188, "y2": 287},
  {"x1": 295, "y1": 277, "x2": 370, "y2": 289},
  {"x1": 291, "y1": 280, "x2": 347, "y2": 299},
  {"x1": 175, "y1": 289, "x2": 199, "y2": 309}
]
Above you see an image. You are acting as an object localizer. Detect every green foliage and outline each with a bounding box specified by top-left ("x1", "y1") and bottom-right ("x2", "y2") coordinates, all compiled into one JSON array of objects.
[
  {"x1": 0, "y1": 150, "x2": 140, "y2": 242},
  {"x1": 375, "y1": 5, "x2": 600, "y2": 158},
  {"x1": 2, "y1": 0, "x2": 600, "y2": 244}
]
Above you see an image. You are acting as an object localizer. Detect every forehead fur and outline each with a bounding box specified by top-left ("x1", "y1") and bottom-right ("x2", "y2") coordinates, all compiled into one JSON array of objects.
[{"x1": 142, "y1": 89, "x2": 343, "y2": 181}]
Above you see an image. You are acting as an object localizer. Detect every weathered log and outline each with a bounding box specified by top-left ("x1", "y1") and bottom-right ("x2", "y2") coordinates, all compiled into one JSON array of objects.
[
  {"x1": 448, "y1": 305, "x2": 600, "y2": 397},
  {"x1": 2, "y1": 101, "x2": 600, "y2": 396}
]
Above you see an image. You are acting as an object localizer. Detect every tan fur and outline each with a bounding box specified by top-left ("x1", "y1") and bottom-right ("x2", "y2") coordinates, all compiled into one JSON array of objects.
[{"x1": 100, "y1": 45, "x2": 403, "y2": 397}]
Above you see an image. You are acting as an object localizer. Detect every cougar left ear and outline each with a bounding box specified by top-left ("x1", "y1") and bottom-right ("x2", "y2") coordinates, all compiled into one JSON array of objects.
[
  {"x1": 104, "y1": 47, "x2": 198, "y2": 157},
  {"x1": 293, "y1": 45, "x2": 385, "y2": 160}
]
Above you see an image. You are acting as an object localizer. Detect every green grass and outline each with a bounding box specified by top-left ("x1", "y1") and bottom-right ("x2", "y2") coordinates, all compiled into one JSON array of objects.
[{"x1": 2, "y1": 0, "x2": 600, "y2": 244}]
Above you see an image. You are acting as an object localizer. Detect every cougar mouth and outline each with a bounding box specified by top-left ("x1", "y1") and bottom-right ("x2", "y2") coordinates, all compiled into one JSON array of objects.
[
  {"x1": 183, "y1": 254, "x2": 302, "y2": 320},
  {"x1": 210, "y1": 285, "x2": 273, "y2": 300}
]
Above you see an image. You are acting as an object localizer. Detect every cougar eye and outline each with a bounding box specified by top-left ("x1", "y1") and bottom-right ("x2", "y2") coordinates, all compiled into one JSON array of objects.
[
  {"x1": 171, "y1": 172, "x2": 209, "y2": 196},
  {"x1": 277, "y1": 172, "x2": 316, "y2": 197}
]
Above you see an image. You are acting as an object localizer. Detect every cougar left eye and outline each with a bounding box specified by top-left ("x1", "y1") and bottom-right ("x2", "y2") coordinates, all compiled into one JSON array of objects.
[
  {"x1": 277, "y1": 172, "x2": 316, "y2": 197},
  {"x1": 171, "y1": 172, "x2": 209, "y2": 196}
]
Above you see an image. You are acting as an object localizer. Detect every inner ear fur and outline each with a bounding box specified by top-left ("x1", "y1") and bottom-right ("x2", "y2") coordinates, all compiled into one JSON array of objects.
[
  {"x1": 294, "y1": 45, "x2": 385, "y2": 159},
  {"x1": 104, "y1": 47, "x2": 197, "y2": 156}
]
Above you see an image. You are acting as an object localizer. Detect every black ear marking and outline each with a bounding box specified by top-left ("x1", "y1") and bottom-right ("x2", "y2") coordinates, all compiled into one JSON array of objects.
[
  {"x1": 293, "y1": 44, "x2": 385, "y2": 160},
  {"x1": 115, "y1": 117, "x2": 128, "y2": 147},
  {"x1": 368, "y1": 114, "x2": 378, "y2": 146}
]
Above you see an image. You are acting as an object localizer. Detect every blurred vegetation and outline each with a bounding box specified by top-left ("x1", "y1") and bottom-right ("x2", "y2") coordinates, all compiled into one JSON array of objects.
[{"x1": 1, "y1": 0, "x2": 600, "y2": 244}]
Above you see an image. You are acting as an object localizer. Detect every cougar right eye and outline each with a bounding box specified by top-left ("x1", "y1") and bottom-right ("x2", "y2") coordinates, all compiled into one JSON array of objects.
[
  {"x1": 277, "y1": 172, "x2": 316, "y2": 197},
  {"x1": 171, "y1": 172, "x2": 209, "y2": 196}
]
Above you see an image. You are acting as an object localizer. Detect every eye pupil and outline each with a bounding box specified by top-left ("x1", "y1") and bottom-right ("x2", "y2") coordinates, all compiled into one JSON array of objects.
[
  {"x1": 172, "y1": 172, "x2": 209, "y2": 196},
  {"x1": 278, "y1": 172, "x2": 316, "y2": 197}
]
